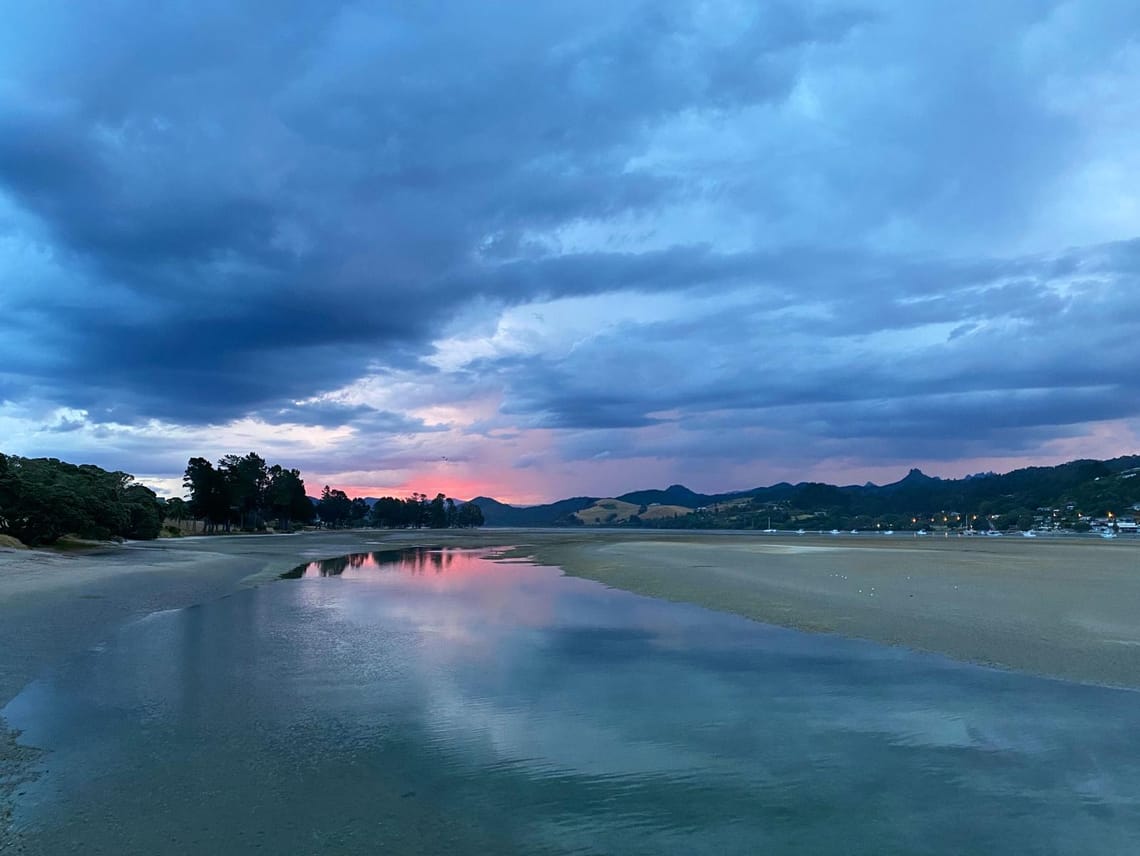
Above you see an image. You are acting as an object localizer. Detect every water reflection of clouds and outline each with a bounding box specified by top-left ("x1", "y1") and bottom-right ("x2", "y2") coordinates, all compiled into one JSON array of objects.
[
  {"x1": 362, "y1": 550, "x2": 1140, "y2": 829},
  {"x1": 289, "y1": 550, "x2": 757, "y2": 785},
  {"x1": 15, "y1": 546, "x2": 1140, "y2": 853},
  {"x1": 290, "y1": 551, "x2": 986, "y2": 782}
]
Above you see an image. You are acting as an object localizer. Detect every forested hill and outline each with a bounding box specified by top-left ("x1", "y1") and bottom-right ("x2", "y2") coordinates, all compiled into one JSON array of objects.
[{"x1": 471, "y1": 455, "x2": 1140, "y2": 529}]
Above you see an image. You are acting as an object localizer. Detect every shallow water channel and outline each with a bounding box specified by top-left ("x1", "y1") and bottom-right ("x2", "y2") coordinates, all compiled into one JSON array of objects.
[{"x1": 5, "y1": 546, "x2": 1140, "y2": 854}]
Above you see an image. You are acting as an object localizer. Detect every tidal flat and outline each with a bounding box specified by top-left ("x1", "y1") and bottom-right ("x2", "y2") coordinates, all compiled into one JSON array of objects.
[
  {"x1": 3, "y1": 529, "x2": 1140, "y2": 696},
  {"x1": 2, "y1": 531, "x2": 1140, "y2": 853}
]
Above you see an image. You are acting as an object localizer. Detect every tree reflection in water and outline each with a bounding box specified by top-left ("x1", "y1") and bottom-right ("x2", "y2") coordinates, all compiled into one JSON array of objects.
[{"x1": 280, "y1": 546, "x2": 460, "y2": 579}]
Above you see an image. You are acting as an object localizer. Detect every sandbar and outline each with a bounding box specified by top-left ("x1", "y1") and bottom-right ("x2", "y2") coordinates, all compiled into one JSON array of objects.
[{"x1": 519, "y1": 532, "x2": 1140, "y2": 688}]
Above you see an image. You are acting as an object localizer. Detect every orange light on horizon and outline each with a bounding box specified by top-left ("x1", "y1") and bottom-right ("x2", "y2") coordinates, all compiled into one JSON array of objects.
[{"x1": 328, "y1": 476, "x2": 547, "y2": 507}]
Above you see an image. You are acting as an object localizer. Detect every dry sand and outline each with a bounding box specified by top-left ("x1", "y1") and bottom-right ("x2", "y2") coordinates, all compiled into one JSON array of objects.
[{"x1": 3, "y1": 528, "x2": 1139, "y2": 850}]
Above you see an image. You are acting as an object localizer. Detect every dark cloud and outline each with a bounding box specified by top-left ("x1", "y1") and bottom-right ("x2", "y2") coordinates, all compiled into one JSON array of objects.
[
  {"x1": 256, "y1": 402, "x2": 396, "y2": 429},
  {"x1": 479, "y1": 240, "x2": 1140, "y2": 464},
  {"x1": 0, "y1": 0, "x2": 865, "y2": 426}
]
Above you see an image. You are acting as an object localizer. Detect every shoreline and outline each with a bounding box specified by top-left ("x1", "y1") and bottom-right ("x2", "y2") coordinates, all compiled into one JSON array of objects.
[{"x1": 3, "y1": 529, "x2": 1139, "y2": 701}]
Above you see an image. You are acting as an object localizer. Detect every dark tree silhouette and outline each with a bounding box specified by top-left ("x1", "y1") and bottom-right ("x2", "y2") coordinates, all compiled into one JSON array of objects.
[{"x1": 0, "y1": 453, "x2": 162, "y2": 546}]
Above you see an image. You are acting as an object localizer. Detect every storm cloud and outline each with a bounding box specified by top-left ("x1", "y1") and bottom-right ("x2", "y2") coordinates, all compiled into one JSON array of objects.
[{"x1": 1, "y1": 0, "x2": 1138, "y2": 500}]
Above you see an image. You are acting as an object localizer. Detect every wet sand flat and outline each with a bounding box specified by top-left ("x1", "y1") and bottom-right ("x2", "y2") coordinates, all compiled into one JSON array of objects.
[{"x1": 523, "y1": 533, "x2": 1140, "y2": 688}]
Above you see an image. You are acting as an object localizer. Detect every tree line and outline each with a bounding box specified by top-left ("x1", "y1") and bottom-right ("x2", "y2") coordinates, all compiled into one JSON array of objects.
[
  {"x1": 0, "y1": 453, "x2": 163, "y2": 546},
  {"x1": 315, "y1": 488, "x2": 484, "y2": 529},
  {"x1": 181, "y1": 452, "x2": 484, "y2": 533},
  {"x1": 182, "y1": 453, "x2": 314, "y2": 533}
]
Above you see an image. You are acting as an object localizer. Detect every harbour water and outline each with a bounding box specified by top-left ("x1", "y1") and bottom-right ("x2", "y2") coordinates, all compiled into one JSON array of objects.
[{"x1": 5, "y1": 547, "x2": 1140, "y2": 854}]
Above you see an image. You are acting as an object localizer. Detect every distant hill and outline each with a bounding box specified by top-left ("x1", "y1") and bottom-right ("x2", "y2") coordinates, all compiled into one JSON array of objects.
[
  {"x1": 574, "y1": 498, "x2": 694, "y2": 525},
  {"x1": 878, "y1": 468, "x2": 941, "y2": 493},
  {"x1": 467, "y1": 454, "x2": 1140, "y2": 529},
  {"x1": 469, "y1": 495, "x2": 597, "y2": 527},
  {"x1": 332, "y1": 455, "x2": 1140, "y2": 529},
  {"x1": 616, "y1": 484, "x2": 710, "y2": 508}
]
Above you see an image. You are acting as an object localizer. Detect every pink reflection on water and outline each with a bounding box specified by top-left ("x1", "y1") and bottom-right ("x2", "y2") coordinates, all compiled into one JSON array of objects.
[
  {"x1": 294, "y1": 546, "x2": 527, "y2": 585},
  {"x1": 289, "y1": 547, "x2": 569, "y2": 637}
]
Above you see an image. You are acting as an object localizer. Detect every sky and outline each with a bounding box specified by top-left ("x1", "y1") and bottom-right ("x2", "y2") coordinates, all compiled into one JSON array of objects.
[{"x1": 2, "y1": 1, "x2": 1139, "y2": 504}]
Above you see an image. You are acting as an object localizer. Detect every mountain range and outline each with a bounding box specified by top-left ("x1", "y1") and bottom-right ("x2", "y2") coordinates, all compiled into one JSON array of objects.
[{"x1": 469, "y1": 456, "x2": 1140, "y2": 528}]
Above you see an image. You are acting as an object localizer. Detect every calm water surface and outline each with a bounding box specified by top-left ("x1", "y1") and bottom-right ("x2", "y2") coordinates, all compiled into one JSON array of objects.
[{"x1": 6, "y1": 547, "x2": 1140, "y2": 854}]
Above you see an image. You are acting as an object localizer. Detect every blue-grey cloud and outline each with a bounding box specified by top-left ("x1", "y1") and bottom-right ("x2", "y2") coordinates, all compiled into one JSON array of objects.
[
  {"x1": 1, "y1": 0, "x2": 1138, "y2": 489},
  {"x1": 0, "y1": 0, "x2": 865, "y2": 427},
  {"x1": 480, "y1": 239, "x2": 1140, "y2": 464}
]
